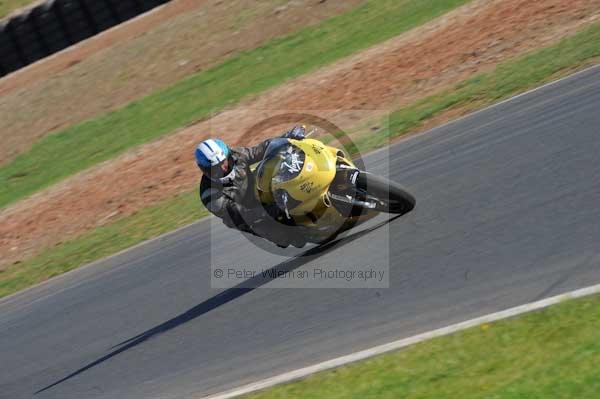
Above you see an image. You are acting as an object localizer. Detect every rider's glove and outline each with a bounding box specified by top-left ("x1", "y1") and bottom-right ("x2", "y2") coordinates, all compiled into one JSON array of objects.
[{"x1": 282, "y1": 125, "x2": 306, "y2": 140}]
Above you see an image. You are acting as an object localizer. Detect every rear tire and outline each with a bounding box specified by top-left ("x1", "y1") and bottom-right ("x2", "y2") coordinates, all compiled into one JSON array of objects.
[{"x1": 356, "y1": 172, "x2": 416, "y2": 214}]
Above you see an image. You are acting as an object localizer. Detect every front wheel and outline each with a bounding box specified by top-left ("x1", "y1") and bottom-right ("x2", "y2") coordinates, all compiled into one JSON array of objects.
[{"x1": 356, "y1": 172, "x2": 415, "y2": 214}]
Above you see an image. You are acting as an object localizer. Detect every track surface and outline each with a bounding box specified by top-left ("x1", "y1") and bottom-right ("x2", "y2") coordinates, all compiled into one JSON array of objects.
[{"x1": 2, "y1": 66, "x2": 600, "y2": 399}]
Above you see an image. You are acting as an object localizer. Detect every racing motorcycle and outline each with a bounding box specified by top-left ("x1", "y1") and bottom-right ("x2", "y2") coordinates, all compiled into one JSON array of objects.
[{"x1": 250, "y1": 131, "x2": 416, "y2": 247}]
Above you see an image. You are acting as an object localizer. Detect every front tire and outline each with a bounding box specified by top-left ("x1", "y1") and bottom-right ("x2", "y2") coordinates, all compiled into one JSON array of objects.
[{"x1": 356, "y1": 172, "x2": 415, "y2": 214}]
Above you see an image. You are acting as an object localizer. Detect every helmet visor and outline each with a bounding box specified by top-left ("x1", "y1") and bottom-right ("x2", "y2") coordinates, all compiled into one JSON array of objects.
[{"x1": 203, "y1": 155, "x2": 233, "y2": 180}]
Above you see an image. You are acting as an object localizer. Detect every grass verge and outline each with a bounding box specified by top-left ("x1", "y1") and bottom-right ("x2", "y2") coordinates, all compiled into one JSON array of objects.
[
  {"x1": 0, "y1": 0, "x2": 35, "y2": 19},
  {"x1": 241, "y1": 293, "x2": 600, "y2": 398},
  {"x1": 1, "y1": 23, "x2": 599, "y2": 299},
  {"x1": 358, "y1": 23, "x2": 600, "y2": 151},
  {"x1": 0, "y1": 0, "x2": 470, "y2": 209},
  {"x1": 0, "y1": 192, "x2": 208, "y2": 298}
]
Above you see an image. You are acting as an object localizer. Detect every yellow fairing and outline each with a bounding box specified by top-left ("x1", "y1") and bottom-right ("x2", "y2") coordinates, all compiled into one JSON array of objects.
[
  {"x1": 274, "y1": 139, "x2": 337, "y2": 215},
  {"x1": 253, "y1": 137, "x2": 373, "y2": 237}
]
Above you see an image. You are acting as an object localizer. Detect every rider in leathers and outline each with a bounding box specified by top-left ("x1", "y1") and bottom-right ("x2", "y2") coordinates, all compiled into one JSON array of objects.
[{"x1": 196, "y1": 127, "x2": 306, "y2": 248}]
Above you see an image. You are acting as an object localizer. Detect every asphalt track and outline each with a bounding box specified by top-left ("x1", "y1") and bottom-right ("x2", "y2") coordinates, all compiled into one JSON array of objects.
[{"x1": 2, "y1": 65, "x2": 600, "y2": 399}]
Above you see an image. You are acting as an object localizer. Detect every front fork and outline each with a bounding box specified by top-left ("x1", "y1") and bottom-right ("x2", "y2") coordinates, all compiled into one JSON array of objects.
[{"x1": 328, "y1": 164, "x2": 377, "y2": 214}]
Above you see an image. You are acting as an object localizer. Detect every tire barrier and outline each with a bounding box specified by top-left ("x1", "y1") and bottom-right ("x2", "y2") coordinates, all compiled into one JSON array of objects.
[{"x1": 0, "y1": 0, "x2": 171, "y2": 78}]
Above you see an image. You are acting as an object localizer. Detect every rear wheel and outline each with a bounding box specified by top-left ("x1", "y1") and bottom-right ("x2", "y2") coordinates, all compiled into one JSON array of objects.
[{"x1": 356, "y1": 172, "x2": 415, "y2": 214}]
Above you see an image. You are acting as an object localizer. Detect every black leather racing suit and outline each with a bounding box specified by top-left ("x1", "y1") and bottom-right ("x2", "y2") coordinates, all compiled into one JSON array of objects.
[
  {"x1": 199, "y1": 140, "x2": 269, "y2": 234},
  {"x1": 199, "y1": 129, "x2": 308, "y2": 247}
]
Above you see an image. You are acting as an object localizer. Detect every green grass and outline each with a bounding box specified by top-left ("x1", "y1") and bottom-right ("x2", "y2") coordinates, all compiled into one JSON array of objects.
[
  {"x1": 0, "y1": 0, "x2": 34, "y2": 19},
  {"x1": 0, "y1": 192, "x2": 208, "y2": 298},
  {"x1": 241, "y1": 293, "x2": 600, "y2": 399},
  {"x1": 2, "y1": 23, "x2": 600, "y2": 301},
  {"x1": 0, "y1": 0, "x2": 471, "y2": 209},
  {"x1": 357, "y1": 23, "x2": 600, "y2": 151}
]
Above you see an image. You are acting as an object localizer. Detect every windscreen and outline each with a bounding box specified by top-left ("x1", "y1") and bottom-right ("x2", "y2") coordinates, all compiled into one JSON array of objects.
[{"x1": 256, "y1": 139, "x2": 306, "y2": 185}]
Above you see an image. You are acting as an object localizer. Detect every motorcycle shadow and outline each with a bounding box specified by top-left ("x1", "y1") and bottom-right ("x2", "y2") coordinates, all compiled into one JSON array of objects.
[{"x1": 35, "y1": 214, "x2": 401, "y2": 394}]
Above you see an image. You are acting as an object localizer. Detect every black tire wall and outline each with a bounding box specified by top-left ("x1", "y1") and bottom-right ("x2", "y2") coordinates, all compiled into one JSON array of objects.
[{"x1": 0, "y1": 0, "x2": 171, "y2": 78}]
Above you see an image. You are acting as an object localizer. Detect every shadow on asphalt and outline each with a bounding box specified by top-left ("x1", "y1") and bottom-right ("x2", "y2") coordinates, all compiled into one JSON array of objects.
[{"x1": 36, "y1": 215, "x2": 400, "y2": 394}]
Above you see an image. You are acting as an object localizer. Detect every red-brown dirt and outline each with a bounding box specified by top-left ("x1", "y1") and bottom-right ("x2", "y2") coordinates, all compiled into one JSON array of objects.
[{"x1": 0, "y1": 0, "x2": 364, "y2": 163}]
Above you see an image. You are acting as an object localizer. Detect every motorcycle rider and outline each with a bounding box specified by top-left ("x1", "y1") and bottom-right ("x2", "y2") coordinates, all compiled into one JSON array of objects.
[{"x1": 196, "y1": 126, "x2": 307, "y2": 248}]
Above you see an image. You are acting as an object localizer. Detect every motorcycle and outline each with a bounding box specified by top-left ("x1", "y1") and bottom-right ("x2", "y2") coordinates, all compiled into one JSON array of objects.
[{"x1": 249, "y1": 131, "x2": 416, "y2": 248}]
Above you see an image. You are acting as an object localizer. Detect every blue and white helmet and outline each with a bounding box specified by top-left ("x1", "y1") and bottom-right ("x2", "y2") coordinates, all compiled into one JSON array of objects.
[
  {"x1": 195, "y1": 139, "x2": 235, "y2": 183},
  {"x1": 195, "y1": 139, "x2": 229, "y2": 169}
]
